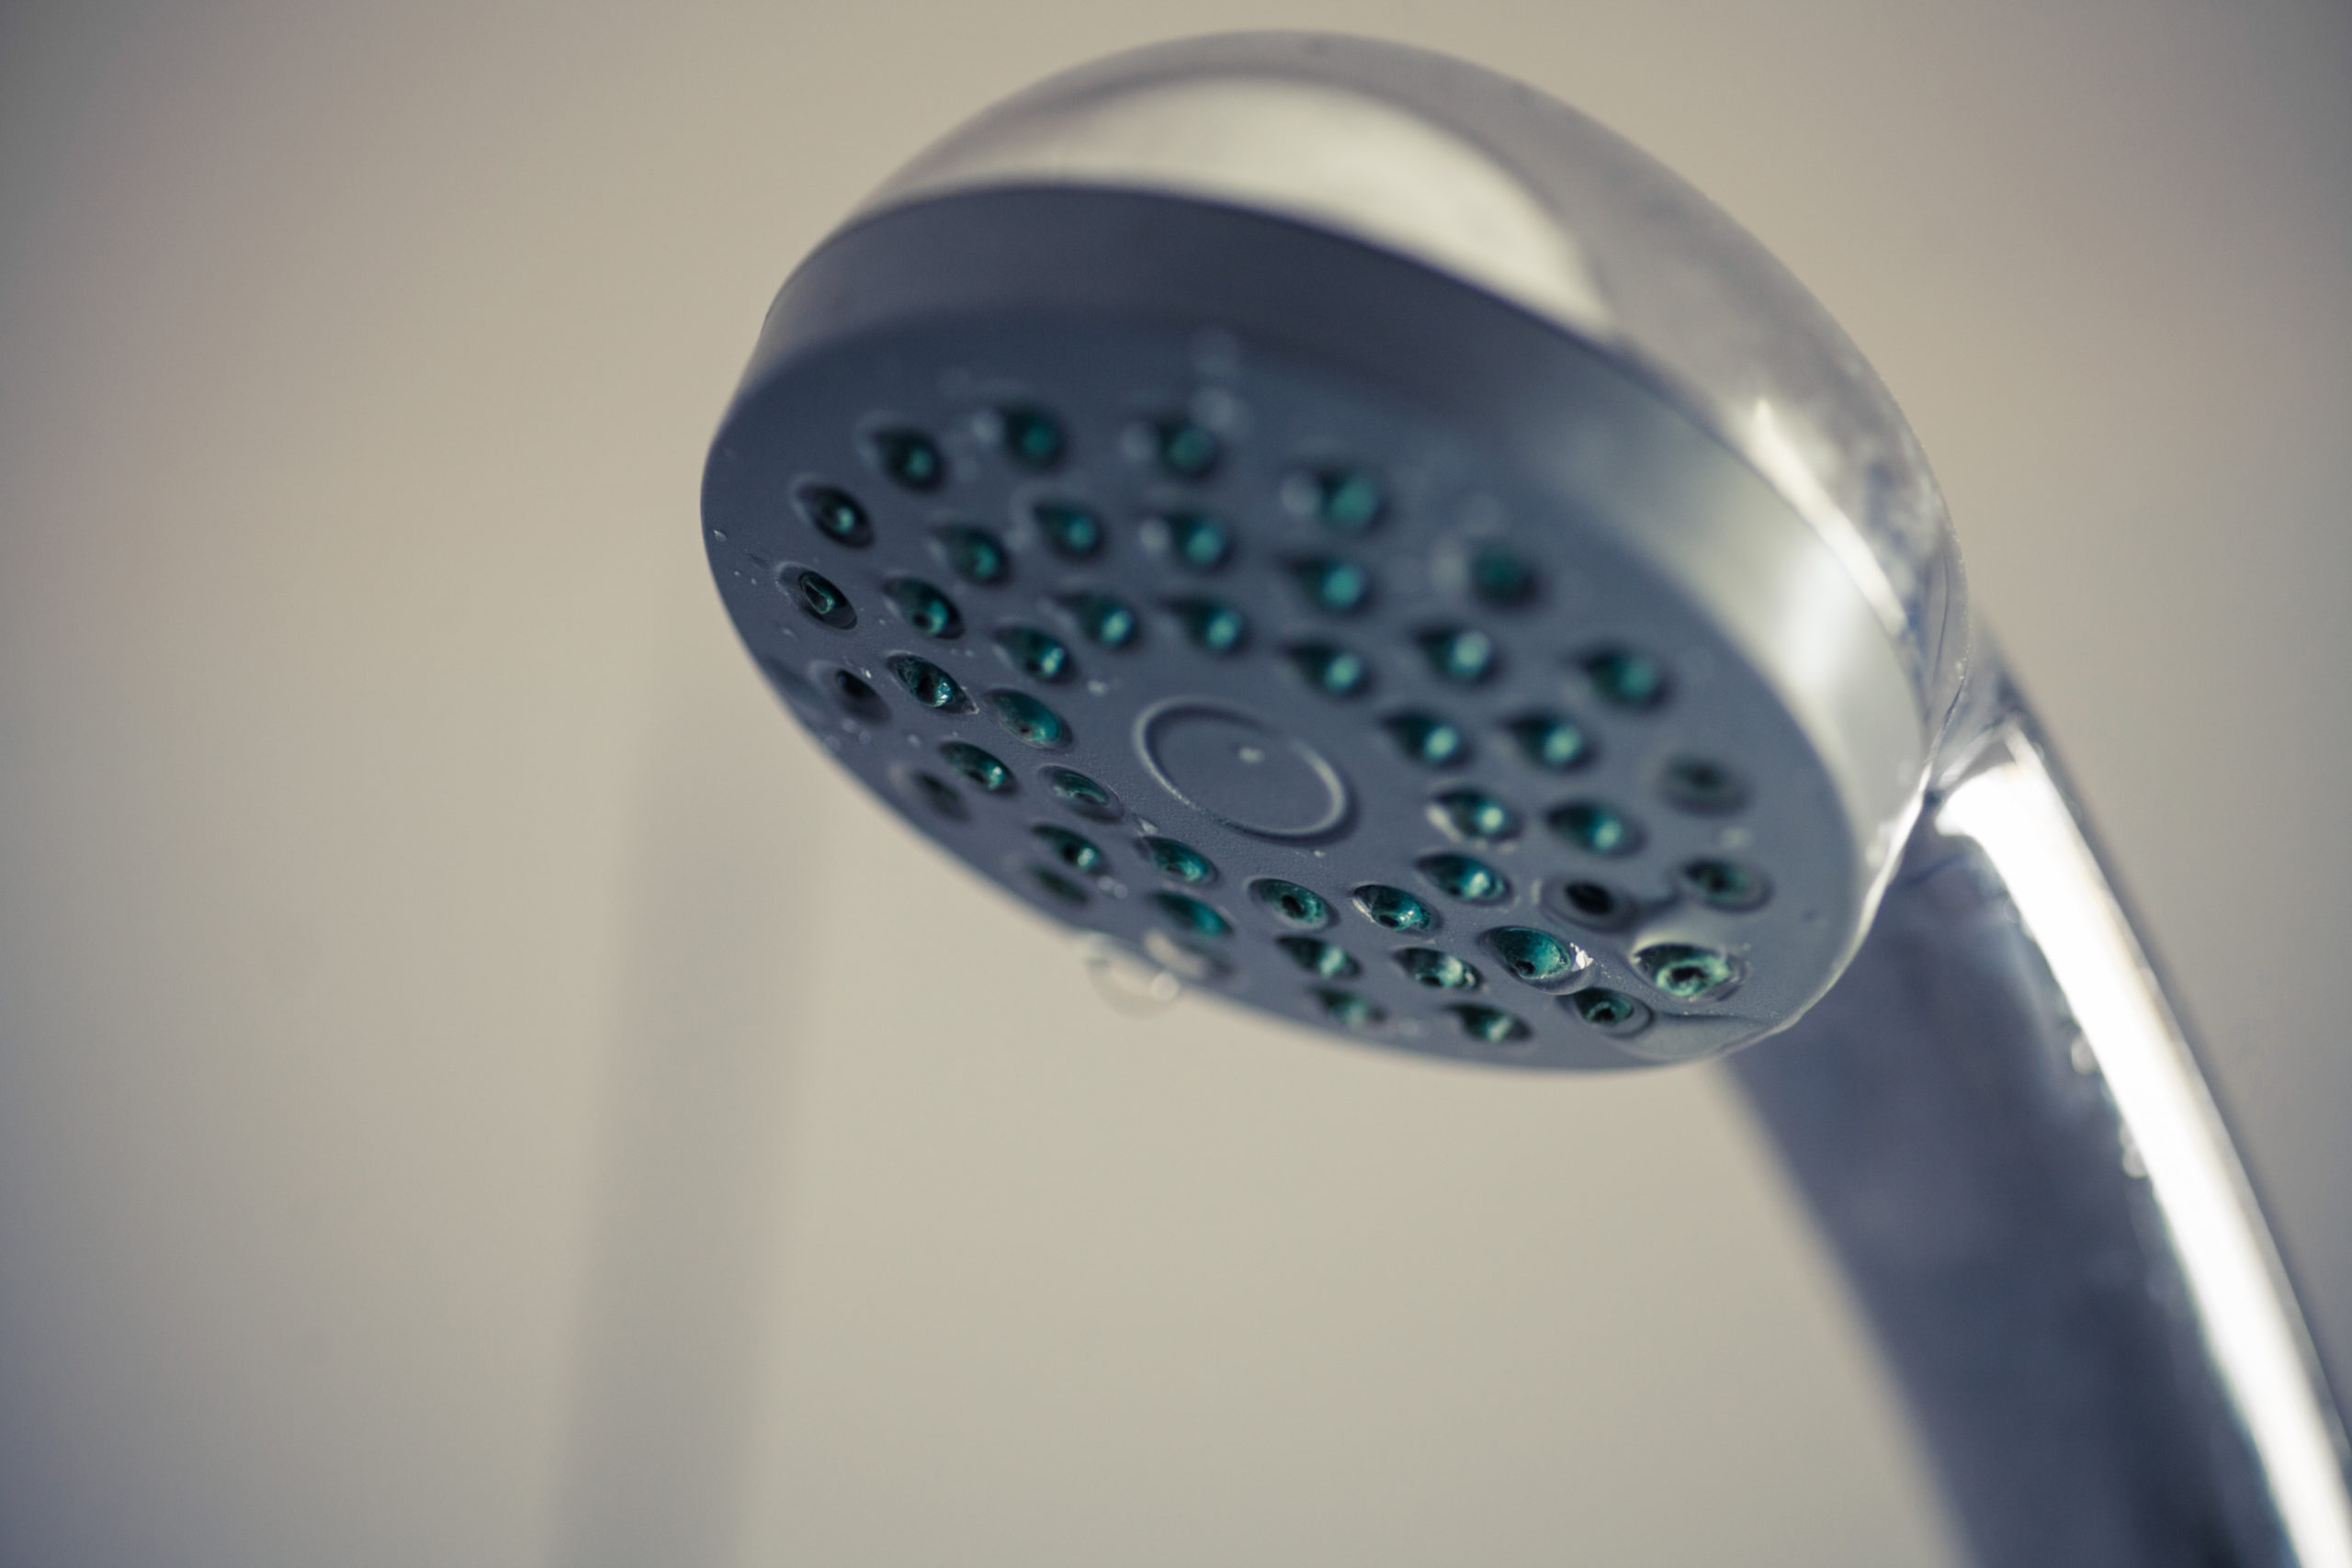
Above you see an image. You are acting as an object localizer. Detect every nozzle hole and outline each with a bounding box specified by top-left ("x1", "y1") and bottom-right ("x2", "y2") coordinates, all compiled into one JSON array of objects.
[
  {"x1": 871, "y1": 426, "x2": 945, "y2": 491},
  {"x1": 1634, "y1": 942, "x2": 1740, "y2": 1001},
  {"x1": 1352, "y1": 884, "x2": 1436, "y2": 932},
  {"x1": 1552, "y1": 879, "x2": 1634, "y2": 930},
  {"x1": 1583, "y1": 648, "x2": 1669, "y2": 711},
  {"x1": 1149, "y1": 417, "x2": 1221, "y2": 481},
  {"x1": 1169, "y1": 597, "x2": 1248, "y2": 655},
  {"x1": 1482, "y1": 927, "x2": 1587, "y2": 988},
  {"x1": 1384, "y1": 712, "x2": 1471, "y2": 770},
  {"x1": 788, "y1": 568, "x2": 856, "y2": 630},
  {"x1": 1680, "y1": 858, "x2": 1770, "y2": 910},
  {"x1": 987, "y1": 689, "x2": 1070, "y2": 750},
  {"x1": 1468, "y1": 547, "x2": 1538, "y2": 609},
  {"x1": 826, "y1": 668, "x2": 888, "y2": 725},
  {"x1": 888, "y1": 654, "x2": 973, "y2": 714},
  {"x1": 888, "y1": 577, "x2": 964, "y2": 640},
  {"x1": 1152, "y1": 512, "x2": 1233, "y2": 573},
  {"x1": 1139, "y1": 836, "x2": 1216, "y2": 886},
  {"x1": 1277, "y1": 936, "x2": 1360, "y2": 979},
  {"x1": 1546, "y1": 800, "x2": 1643, "y2": 857},
  {"x1": 1449, "y1": 1003, "x2": 1531, "y2": 1046},
  {"x1": 1660, "y1": 757, "x2": 1748, "y2": 816},
  {"x1": 1418, "y1": 852, "x2": 1510, "y2": 905},
  {"x1": 1031, "y1": 824, "x2": 1103, "y2": 874},
  {"x1": 1033, "y1": 500, "x2": 1104, "y2": 560},
  {"x1": 1283, "y1": 465, "x2": 1384, "y2": 532},
  {"x1": 997, "y1": 404, "x2": 1065, "y2": 471},
  {"x1": 1419, "y1": 626, "x2": 1499, "y2": 686},
  {"x1": 933, "y1": 525, "x2": 1011, "y2": 586},
  {"x1": 901, "y1": 771, "x2": 966, "y2": 822},
  {"x1": 1042, "y1": 766, "x2": 1122, "y2": 821},
  {"x1": 1060, "y1": 592, "x2": 1141, "y2": 649},
  {"x1": 1506, "y1": 712, "x2": 1591, "y2": 773},
  {"x1": 940, "y1": 741, "x2": 1015, "y2": 795},
  {"x1": 1315, "y1": 988, "x2": 1385, "y2": 1030},
  {"x1": 1566, "y1": 987, "x2": 1652, "y2": 1036},
  {"x1": 995, "y1": 625, "x2": 1074, "y2": 683},
  {"x1": 1152, "y1": 891, "x2": 1233, "y2": 941},
  {"x1": 1252, "y1": 878, "x2": 1333, "y2": 930},
  {"x1": 1290, "y1": 556, "x2": 1374, "y2": 615},
  {"x1": 1430, "y1": 788, "x2": 1521, "y2": 846},
  {"x1": 1397, "y1": 947, "x2": 1480, "y2": 990},
  {"x1": 1287, "y1": 642, "x2": 1374, "y2": 700},
  {"x1": 795, "y1": 483, "x2": 872, "y2": 548},
  {"x1": 1028, "y1": 864, "x2": 1091, "y2": 908}
]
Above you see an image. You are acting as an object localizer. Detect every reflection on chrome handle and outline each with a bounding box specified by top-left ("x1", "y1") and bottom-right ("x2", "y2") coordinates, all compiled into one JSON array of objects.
[{"x1": 1734, "y1": 707, "x2": 2352, "y2": 1568}]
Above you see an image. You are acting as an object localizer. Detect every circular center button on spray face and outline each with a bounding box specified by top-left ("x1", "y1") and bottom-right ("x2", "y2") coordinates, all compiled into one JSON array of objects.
[{"x1": 1137, "y1": 701, "x2": 1351, "y2": 840}]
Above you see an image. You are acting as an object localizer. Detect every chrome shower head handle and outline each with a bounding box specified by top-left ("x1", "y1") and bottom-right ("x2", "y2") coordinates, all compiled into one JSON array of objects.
[{"x1": 699, "y1": 33, "x2": 2349, "y2": 1566}]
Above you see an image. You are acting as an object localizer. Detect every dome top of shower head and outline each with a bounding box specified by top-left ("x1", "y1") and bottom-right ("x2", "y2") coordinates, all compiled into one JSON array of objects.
[{"x1": 867, "y1": 31, "x2": 1964, "y2": 712}]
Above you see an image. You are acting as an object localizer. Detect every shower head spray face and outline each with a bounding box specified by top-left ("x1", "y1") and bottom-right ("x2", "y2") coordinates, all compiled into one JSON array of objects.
[{"x1": 702, "y1": 34, "x2": 1967, "y2": 1068}]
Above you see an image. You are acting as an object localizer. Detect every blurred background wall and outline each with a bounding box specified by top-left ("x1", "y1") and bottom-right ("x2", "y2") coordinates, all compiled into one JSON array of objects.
[{"x1": 1, "y1": 3, "x2": 2346, "y2": 1564}]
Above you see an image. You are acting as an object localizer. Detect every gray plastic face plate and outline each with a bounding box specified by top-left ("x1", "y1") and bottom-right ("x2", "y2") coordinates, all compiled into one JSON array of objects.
[{"x1": 705, "y1": 315, "x2": 1865, "y2": 1070}]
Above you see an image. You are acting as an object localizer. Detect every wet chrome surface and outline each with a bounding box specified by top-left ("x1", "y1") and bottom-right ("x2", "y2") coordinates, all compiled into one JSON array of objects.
[{"x1": 1738, "y1": 682, "x2": 2352, "y2": 1566}]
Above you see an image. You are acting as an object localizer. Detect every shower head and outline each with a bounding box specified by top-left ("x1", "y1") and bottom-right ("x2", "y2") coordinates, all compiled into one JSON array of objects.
[
  {"x1": 701, "y1": 32, "x2": 1967, "y2": 1068},
  {"x1": 699, "y1": 31, "x2": 2352, "y2": 1561}
]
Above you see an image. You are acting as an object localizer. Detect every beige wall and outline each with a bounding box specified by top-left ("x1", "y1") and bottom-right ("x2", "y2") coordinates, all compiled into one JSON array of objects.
[{"x1": 1, "y1": 3, "x2": 2346, "y2": 1564}]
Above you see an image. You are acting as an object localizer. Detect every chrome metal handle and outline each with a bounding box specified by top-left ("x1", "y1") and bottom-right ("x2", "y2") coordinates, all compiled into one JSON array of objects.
[{"x1": 1732, "y1": 692, "x2": 2352, "y2": 1566}]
